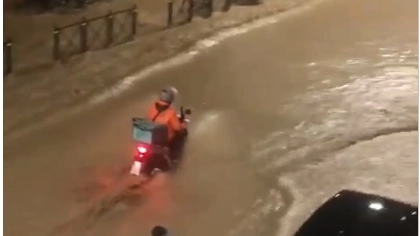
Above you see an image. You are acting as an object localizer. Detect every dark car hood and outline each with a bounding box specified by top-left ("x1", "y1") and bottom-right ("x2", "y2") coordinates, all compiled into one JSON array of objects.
[{"x1": 294, "y1": 189, "x2": 418, "y2": 236}]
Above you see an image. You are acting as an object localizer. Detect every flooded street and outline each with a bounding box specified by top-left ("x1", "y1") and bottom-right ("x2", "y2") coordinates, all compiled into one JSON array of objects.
[{"x1": 4, "y1": 0, "x2": 418, "y2": 235}]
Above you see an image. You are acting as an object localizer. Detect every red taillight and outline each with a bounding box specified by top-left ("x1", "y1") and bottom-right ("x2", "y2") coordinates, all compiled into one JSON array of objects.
[{"x1": 137, "y1": 146, "x2": 148, "y2": 154}]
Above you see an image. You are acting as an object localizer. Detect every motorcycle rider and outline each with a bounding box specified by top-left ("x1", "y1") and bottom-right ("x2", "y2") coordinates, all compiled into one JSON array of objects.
[{"x1": 147, "y1": 86, "x2": 186, "y2": 143}]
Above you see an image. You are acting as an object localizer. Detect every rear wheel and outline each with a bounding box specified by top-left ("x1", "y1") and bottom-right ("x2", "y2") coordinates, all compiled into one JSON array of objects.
[
  {"x1": 141, "y1": 154, "x2": 172, "y2": 177},
  {"x1": 140, "y1": 156, "x2": 155, "y2": 177}
]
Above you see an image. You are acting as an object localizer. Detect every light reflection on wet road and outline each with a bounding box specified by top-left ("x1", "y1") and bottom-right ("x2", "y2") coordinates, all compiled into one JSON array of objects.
[{"x1": 4, "y1": 0, "x2": 418, "y2": 235}]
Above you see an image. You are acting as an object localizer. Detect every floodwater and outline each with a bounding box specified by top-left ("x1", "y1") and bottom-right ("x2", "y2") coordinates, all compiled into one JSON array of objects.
[{"x1": 4, "y1": 0, "x2": 418, "y2": 235}]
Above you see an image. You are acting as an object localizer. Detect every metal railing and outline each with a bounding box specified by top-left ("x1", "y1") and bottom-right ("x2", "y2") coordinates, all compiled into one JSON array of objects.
[
  {"x1": 53, "y1": 5, "x2": 137, "y2": 60},
  {"x1": 4, "y1": 0, "x2": 234, "y2": 77},
  {"x1": 4, "y1": 40, "x2": 13, "y2": 76}
]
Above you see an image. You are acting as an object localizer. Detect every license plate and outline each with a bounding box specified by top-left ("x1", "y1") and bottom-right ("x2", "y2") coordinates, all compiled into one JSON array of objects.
[{"x1": 130, "y1": 161, "x2": 142, "y2": 176}]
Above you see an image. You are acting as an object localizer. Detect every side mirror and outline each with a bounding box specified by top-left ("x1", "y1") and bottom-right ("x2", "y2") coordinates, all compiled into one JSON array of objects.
[{"x1": 185, "y1": 109, "x2": 192, "y2": 115}]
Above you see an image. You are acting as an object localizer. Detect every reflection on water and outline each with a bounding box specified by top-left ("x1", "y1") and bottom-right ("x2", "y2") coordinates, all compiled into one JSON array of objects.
[
  {"x1": 245, "y1": 5, "x2": 418, "y2": 236},
  {"x1": 251, "y1": 40, "x2": 418, "y2": 171}
]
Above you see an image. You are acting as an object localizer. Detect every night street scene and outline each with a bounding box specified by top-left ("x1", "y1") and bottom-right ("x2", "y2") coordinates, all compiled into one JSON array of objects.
[{"x1": 3, "y1": 0, "x2": 419, "y2": 235}]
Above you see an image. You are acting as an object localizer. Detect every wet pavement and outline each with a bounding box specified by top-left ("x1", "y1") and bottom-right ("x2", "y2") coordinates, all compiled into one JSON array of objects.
[{"x1": 4, "y1": 0, "x2": 418, "y2": 235}]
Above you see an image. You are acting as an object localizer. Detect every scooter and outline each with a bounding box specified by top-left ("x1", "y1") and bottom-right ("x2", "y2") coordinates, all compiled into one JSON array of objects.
[{"x1": 129, "y1": 107, "x2": 191, "y2": 177}]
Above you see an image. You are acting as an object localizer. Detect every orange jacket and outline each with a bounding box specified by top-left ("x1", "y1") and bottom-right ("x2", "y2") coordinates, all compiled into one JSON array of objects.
[{"x1": 147, "y1": 100, "x2": 183, "y2": 142}]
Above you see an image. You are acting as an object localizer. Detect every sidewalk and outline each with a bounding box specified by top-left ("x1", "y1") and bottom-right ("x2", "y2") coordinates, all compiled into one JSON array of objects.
[{"x1": 4, "y1": 0, "x2": 309, "y2": 139}]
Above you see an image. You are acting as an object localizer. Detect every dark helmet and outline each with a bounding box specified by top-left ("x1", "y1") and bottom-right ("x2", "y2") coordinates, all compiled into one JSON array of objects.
[
  {"x1": 151, "y1": 225, "x2": 168, "y2": 236},
  {"x1": 159, "y1": 86, "x2": 178, "y2": 104}
]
